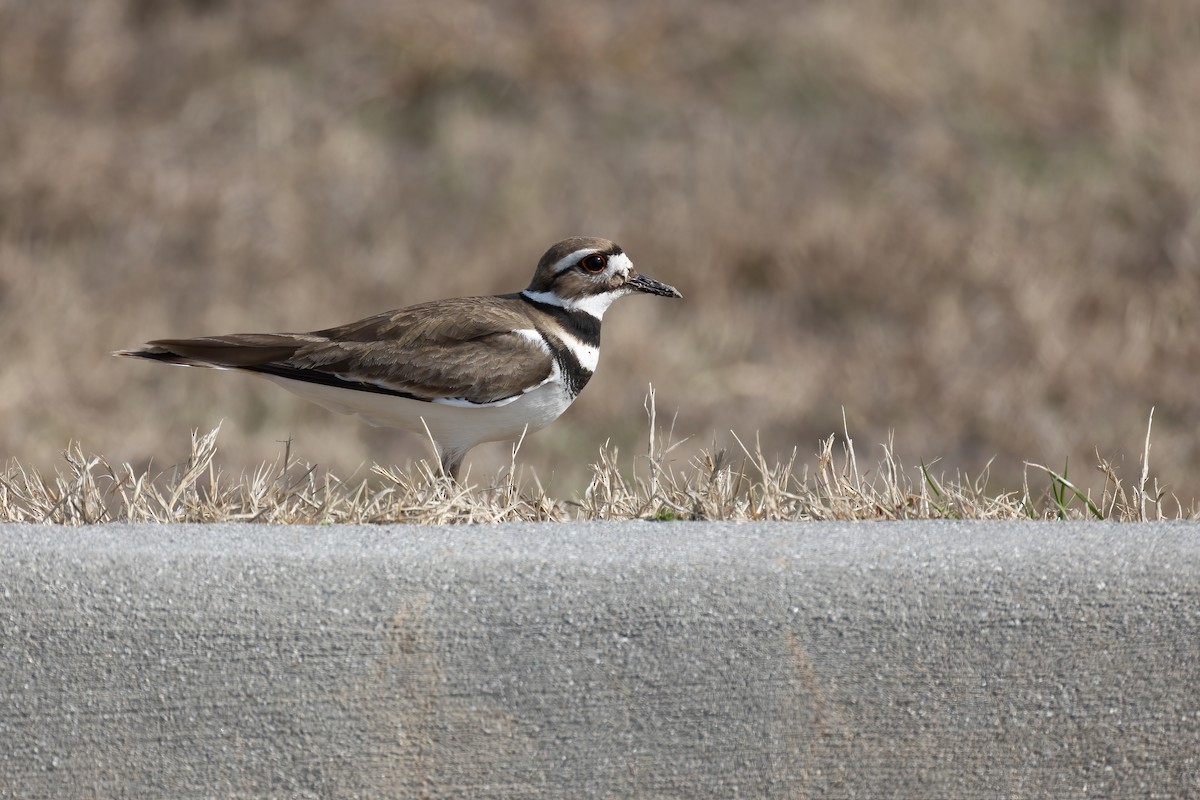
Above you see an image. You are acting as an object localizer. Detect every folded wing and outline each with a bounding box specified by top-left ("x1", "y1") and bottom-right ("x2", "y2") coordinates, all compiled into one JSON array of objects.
[{"x1": 116, "y1": 297, "x2": 554, "y2": 405}]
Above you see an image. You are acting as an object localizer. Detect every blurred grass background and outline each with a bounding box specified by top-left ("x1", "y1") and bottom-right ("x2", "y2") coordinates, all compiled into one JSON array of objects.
[{"x1": 2, "y1": 0, "x2": 1199, "y2": 496}]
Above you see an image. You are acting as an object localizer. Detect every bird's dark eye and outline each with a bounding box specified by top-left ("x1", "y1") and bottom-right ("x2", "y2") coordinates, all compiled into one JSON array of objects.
[{"x1": 580, "y1": 254, "x2": 608, "y2": 273}]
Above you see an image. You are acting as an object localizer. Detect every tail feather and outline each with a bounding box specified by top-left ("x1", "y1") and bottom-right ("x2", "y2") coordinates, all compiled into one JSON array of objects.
[{"x1": 113, "y1": 334, "x2": 307, "y2": 368}]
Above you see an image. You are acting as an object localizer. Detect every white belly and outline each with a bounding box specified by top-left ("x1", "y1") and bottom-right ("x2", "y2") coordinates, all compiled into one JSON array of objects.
[{"x1": 261, "y1": 375, "x2": 575, "y2": 453}]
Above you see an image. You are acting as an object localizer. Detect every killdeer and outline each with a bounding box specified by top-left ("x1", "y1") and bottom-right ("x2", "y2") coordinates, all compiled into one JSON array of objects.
[{"x1": 116, "y1": 237, "x2": 681, "y2": 479}]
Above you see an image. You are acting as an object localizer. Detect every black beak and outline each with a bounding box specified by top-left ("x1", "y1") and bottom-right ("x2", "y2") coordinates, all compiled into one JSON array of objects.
[{"x1": 627, "y1": 273, "x2": 682, "y2": 299}]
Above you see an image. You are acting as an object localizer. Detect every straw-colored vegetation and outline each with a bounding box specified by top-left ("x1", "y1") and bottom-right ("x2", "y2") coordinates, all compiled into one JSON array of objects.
[
  {"x1": 3, "y1": 2, "x2": 1200, "y2": 503},
  {"x1": 2, "y1": 391, "x2": 1184, "y2": 524}
]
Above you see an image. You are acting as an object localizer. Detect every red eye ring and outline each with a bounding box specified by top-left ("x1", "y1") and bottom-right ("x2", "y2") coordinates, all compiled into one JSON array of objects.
[{"x1": 580, "y1": 254, "x2": 608, "y2": 273}]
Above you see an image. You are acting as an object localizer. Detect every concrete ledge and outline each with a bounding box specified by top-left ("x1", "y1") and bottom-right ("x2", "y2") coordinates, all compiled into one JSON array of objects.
[{"x1": 2, "y1": 521, "x2": 1198, "y2": 798}]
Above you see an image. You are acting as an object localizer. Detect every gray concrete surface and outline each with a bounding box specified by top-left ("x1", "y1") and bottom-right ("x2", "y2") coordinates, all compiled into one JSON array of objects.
[{"x1": 1, "y1": 521, "x2": 1198, "y2": 798}]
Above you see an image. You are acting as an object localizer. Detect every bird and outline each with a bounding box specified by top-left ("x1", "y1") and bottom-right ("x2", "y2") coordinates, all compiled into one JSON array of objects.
[{"x1": 115, "y1": 236, "x2": 682, "y2": 480}]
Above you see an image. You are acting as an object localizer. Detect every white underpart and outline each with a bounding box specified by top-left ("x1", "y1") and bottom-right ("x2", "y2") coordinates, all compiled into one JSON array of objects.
[{"x1": 261, "y1": 372, "x2": 573, "y2": 459}]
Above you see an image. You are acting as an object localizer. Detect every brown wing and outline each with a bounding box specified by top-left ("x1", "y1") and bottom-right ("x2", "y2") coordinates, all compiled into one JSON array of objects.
[{"x1": 116, "y1": 296, "x2": 554, "y2": 404}]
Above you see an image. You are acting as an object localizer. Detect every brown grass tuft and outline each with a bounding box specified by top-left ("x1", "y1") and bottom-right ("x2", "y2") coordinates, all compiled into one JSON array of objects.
[{"x1": 2, "y1": 392, "x2": 1188, "y2": 525}]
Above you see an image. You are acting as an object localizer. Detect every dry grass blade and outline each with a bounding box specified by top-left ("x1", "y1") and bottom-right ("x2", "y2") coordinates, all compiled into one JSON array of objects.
[{"x1": 1, "y1": 395, "x2": 1194, "y2": 525}]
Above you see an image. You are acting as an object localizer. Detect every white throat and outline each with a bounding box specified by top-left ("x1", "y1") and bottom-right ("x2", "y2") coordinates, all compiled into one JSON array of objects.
[{"x1": 521, "y1": 288, "x2": 625, "y2": 319}]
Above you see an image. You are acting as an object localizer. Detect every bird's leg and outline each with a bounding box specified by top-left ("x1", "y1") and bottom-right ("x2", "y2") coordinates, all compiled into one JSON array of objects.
[{"x1": 438, "y1": 448, "x2": 465, "y2": 482}]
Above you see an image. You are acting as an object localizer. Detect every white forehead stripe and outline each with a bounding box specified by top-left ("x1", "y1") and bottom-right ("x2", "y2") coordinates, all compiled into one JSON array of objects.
[{"x1": 606, "y1": 252, "x2": 634, "y2": 276}]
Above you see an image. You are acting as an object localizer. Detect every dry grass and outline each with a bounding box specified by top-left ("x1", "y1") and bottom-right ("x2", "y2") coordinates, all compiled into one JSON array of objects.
[
  {"x1": 3, "y1": 2, "x2": 1200, "y2": 496},
  {"x1": 2, "y1": 390, "x2": 1188, "y2": 524}
]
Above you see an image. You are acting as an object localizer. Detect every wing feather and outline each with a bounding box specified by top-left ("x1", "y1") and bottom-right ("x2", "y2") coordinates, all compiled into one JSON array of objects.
[{"x1": 118, "y1": 297, "x2": 554, "y2": 404}]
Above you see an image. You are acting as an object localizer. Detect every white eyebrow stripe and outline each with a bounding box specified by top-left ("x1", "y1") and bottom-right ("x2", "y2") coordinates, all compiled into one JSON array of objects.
[{"x1": 549, "y1": 247, "x2": 604, "y2": 274}]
